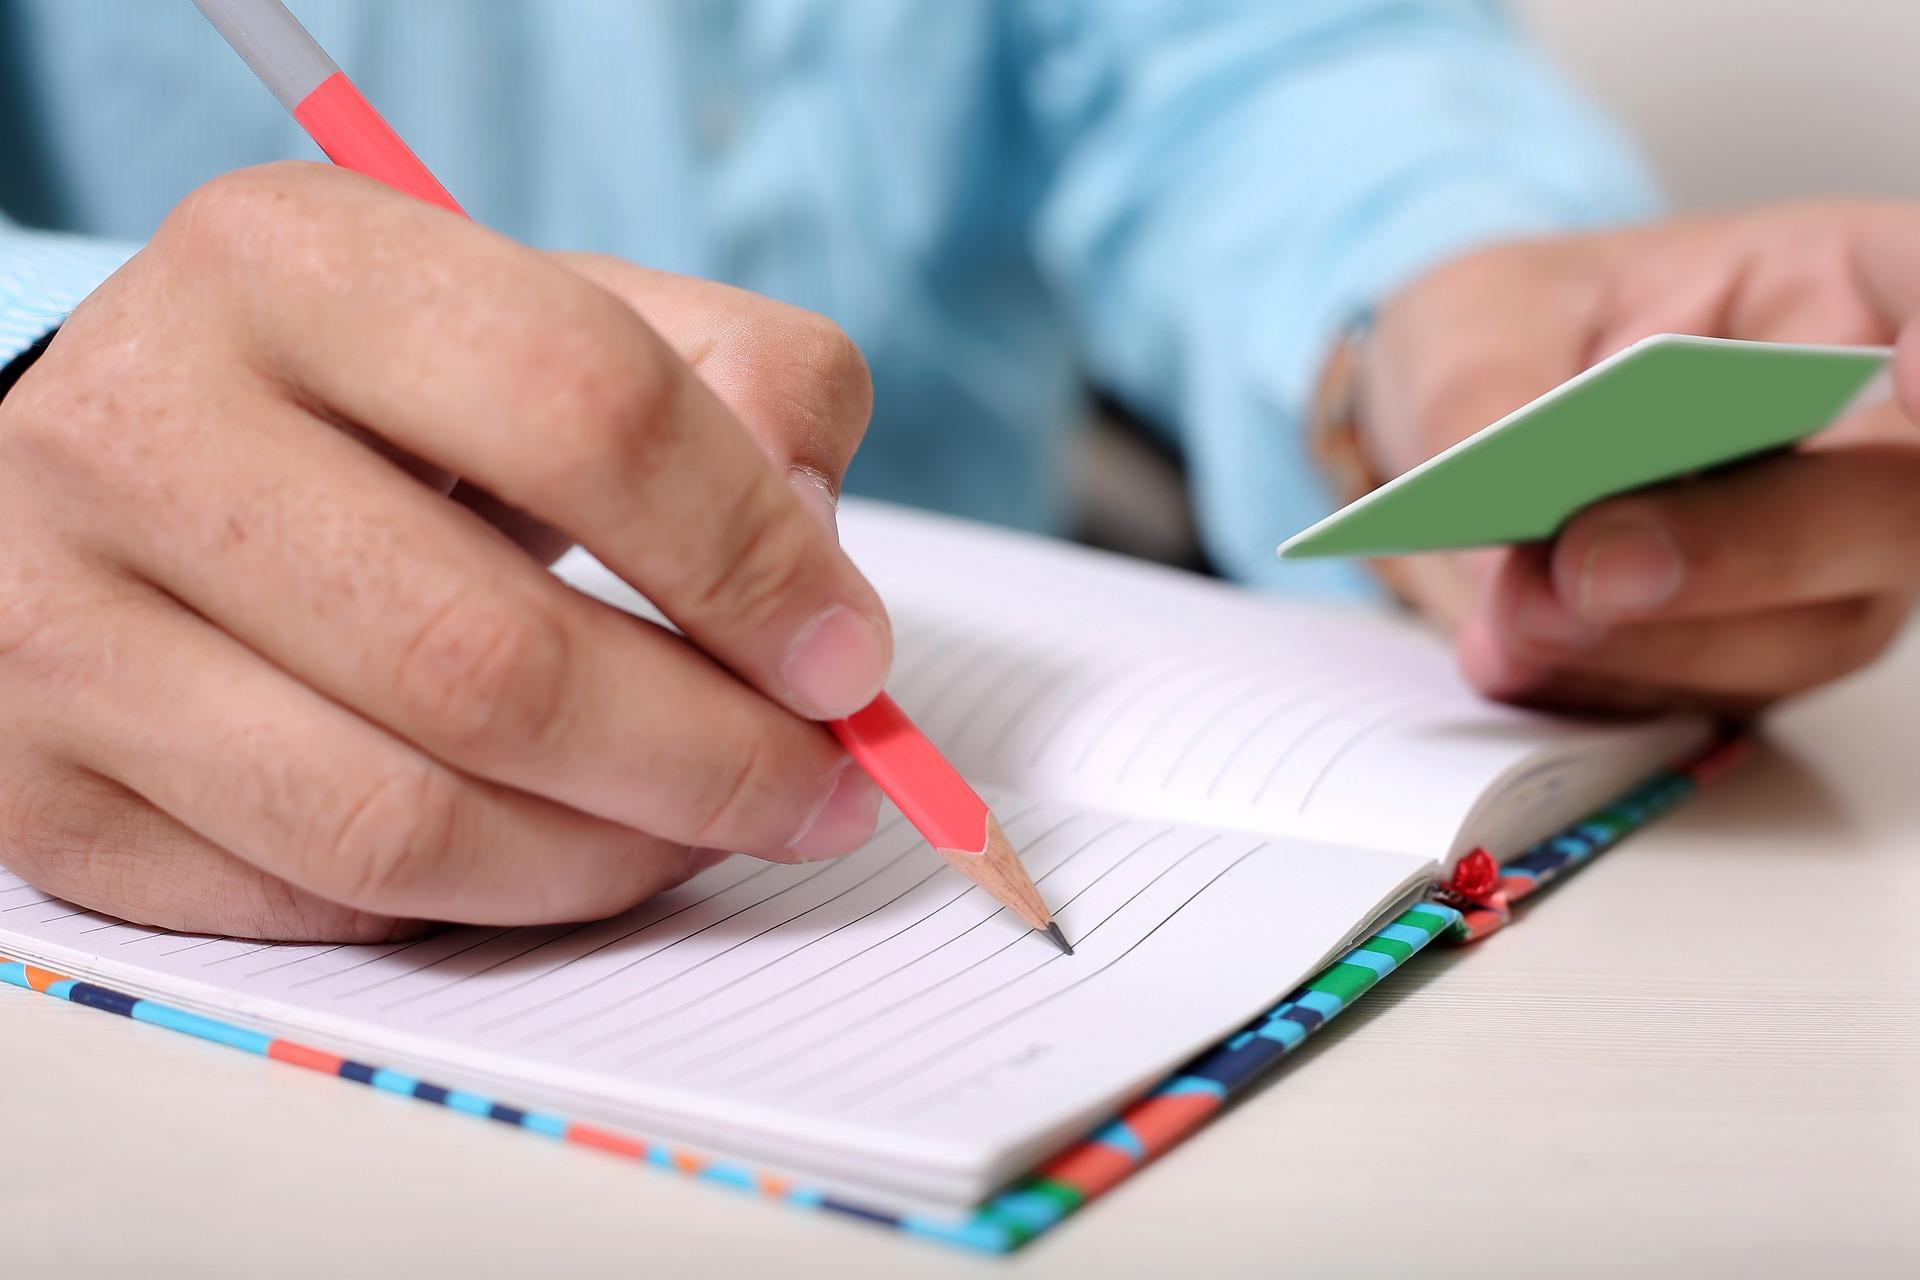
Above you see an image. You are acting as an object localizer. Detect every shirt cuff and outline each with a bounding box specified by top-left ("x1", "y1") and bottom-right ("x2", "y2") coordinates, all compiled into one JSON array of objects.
[
  {"x1": 1196, "y1": 176, "x2": 1661, "y2": 598},
  {"x1": 0, "y1": 228, "x2": 140, "y2": 366}
]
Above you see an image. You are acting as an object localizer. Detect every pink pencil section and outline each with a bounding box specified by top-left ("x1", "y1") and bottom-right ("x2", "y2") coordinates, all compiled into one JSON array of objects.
[
  {"x1": 830, "y1": 694, "x2": 990, "y2": 855},
  {"x1": 292, "y1": 73, "x2": 466, "y2": 216}
]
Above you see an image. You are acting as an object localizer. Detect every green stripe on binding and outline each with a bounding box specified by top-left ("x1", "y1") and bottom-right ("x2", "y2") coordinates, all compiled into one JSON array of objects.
[
  {"x1": 1028, "y1": 1180, "x2": 1084, "y2": 1215},
  {"x1": 1307, "y1": 962, "x2": 1376, "y2": 1002},
  {"x1": 1400, "y1": 905, "x2": 1453, "y2": 934},
  {"x1": 1357, "y1": 936, "x2": 1414, "y2": 962}
]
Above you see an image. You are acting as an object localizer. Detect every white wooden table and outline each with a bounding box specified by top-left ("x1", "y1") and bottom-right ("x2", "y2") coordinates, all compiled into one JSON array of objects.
[{"x1": 5, "y1": 633, "x2": 1916, "y2": 1279}]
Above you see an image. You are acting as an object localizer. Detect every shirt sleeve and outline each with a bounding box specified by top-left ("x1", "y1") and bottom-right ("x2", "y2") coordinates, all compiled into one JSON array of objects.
[
  {"x1": 1012, "y1": 0, "x2": 1661, "y2": 594},
  {"x1": 0, "y1": 219, "x2": 137, "y2": 372}
]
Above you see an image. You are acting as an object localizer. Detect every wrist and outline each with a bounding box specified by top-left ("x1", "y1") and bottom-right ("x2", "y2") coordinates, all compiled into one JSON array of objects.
[
  {"x1": 1306, "y1": 315, "x2": 1427, "y2": 610},
  {"x1": 1306, "y1": 313, "x2": 1387, "y2": 508}
]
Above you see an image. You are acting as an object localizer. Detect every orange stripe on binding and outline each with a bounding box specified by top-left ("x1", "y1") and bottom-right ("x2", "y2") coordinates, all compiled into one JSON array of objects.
[
  {"x1": 24, "y1": 965, "x2": 66, "y2": 992},
  {"x1": 267, "y1": 1040, "x2": 346, "y2": 1074},
  {"x1": 566, "y1": 1124, "x2": 648, "y2": 1159},
  {"x1": 1117, "y1": 1091, "x2": 1218, "y2": 1158},
  {"x1": 1037, "y1": 1142, "x2": 1137, "y2": 1199}
]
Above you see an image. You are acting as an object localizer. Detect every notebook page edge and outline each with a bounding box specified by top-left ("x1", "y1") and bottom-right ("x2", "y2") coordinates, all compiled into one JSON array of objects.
[{"x1": 0, "y1": 822, "x2": 1434, "y2": 1212}]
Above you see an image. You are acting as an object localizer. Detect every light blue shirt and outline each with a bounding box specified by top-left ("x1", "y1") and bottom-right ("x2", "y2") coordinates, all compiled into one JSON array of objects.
[{"x1": 0, "y1": 0, "x2": 1657, "y2": 589}]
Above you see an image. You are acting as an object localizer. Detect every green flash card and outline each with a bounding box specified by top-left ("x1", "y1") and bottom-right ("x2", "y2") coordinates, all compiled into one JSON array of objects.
[{"x1": 1278, "y1": 335, "x2": 1891, "y2": 559}]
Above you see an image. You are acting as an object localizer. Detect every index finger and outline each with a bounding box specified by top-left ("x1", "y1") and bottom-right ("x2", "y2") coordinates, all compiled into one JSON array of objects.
[
  {"x1": 174, "y1": 162, "x2": 891, "y2": 721},
  {"x1": 553, "y1": 253, "x2": 873, "y2": 531},
  {"x1": 1850, "y1": 205, "x2": 1920, "y2": 419}
]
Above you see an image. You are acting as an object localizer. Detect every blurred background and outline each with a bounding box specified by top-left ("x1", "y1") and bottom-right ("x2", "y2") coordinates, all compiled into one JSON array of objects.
[
  {"x1": 1077, "y1": 0, "x2": 1920, "y2": 566},
  {"x1": 1516, "y1": 0, "x2": 1920, "y2": 209}
]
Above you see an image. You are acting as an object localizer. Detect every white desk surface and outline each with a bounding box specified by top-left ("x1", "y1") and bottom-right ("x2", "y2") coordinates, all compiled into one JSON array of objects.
[{"x1": 5, "y1": 632, "x2": 1917, "y2": 1279}]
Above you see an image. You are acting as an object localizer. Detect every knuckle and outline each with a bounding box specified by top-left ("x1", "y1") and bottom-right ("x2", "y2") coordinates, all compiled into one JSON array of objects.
[
  {"x1": 684, "y1": 482, "x2": 818, "y2": 631},
  {"x1": 686, "y1": 724, "x2": 781, "y2": 847},
  {"x1": 158, "y1": 163, "x2": 315, "y2": 262},
  {"x1": 0, "y1": 305, "x2": 194, "y2": 506},
  {"x1": 304, "y1": 762, "x2": 463, "y2": 911},
  {"x1": 0, "y1": 569, "x2": 56, "y2": 673},
  {"x1": 782, "y1": 313, "x2": 873, "y2": 435},
  {"x1": 1768, "y1": 599, "x2": 1902, "y2": 697},
  {"x1": 0, "y1": 766, "x2": 74, "y2": 881},
  {"x1": 512, "y1": 309, "x2": 680, "y2": 507},
  {"x1": 1828, "y1": 598, "x2": 1905, "y2": 677},
  {"x1": 0, "y1": 344, "x2": 129, "y2": 484},
  {"x1": 0, "y1": 562, "x2": 97, "y2": 697},
  {"x1": 389, "y1": 595, "x2": 573, "y2": 758}
]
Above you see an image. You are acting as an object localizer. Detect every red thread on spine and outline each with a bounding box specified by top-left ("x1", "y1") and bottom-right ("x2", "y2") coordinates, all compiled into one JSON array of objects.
[{"x1": 1449, "y1": 848, "x2": 1501, "y2": 903}]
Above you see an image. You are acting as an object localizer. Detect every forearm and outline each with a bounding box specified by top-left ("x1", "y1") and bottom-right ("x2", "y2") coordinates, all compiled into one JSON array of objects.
[{"x1": 1019, "y1": 0, "x2": 1659, "y2": 588}]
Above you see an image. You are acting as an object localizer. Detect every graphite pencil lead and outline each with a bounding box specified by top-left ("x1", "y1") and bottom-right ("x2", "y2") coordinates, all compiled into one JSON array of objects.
[{"x1": 1044, "y1": 921, "x2": 1074, "y2": 956}]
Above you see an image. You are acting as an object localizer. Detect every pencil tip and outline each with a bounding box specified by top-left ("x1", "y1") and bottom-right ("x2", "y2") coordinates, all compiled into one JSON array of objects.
[{"x1": 1044, "y1": 921, "x2": 1074, "y2": 956}]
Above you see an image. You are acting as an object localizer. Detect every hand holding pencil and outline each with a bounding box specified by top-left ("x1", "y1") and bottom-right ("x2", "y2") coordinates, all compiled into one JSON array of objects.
[{"x1": 0, "y1": 0, "x2": 1070, "y2": 949}]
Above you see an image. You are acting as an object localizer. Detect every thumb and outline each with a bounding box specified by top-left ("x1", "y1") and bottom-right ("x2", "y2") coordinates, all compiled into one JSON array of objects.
[
  {"x1": 1849, "y1": 207, "x2": 1920, "y2": 420},
  {"x1": 552, "y1": 252, "x2": 872, "y2": 536},
  {"x1": 1360, "y1": 245, "x2": 1605, "y2": 635}
]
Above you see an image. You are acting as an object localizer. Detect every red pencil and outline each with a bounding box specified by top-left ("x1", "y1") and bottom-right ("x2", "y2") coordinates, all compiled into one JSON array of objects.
[
  {"x1": 192, "y1": 0, "x2": 1070, "y2": 955},
  {"x1": 832, "y1": 695, "x2": 1066, "y2": 949}
]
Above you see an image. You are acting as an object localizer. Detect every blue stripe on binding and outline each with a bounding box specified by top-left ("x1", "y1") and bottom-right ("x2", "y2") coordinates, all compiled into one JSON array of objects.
[{"x1": 130, "y1": 1001, "x2": 274, "y2": 1054}]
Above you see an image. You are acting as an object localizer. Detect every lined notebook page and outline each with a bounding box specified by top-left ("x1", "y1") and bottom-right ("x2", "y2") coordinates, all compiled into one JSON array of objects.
[
  {"x1": 0, "y1": 500, "x2": 1691, "y2": 1211},
  {"x1": 0, "y1": 810, "x2": 1430, "y2": 1211},
  {"x1": 565, "y1": 502, "x2": 1697, "y2": 862}
]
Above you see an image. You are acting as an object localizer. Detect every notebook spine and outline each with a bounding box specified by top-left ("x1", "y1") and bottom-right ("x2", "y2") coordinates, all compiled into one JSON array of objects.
[{"x1": 1432, "y1": 736, "x2": 1751, "y2": 943}]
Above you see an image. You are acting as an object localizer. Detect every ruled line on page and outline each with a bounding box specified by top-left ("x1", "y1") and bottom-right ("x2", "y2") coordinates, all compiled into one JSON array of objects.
[
  {"x1": 482, "y1": 833, "x2": 912, "y2": 1042},
  {"x1": 286, "y1": 931, "x2": 442, "y2": 988},
  {"x1": 684, "y1": 815, "x2": 1137, "y2": 1088},
  {"x1": 1249, "y1": 685, "x2": 1412, "y2": 806},
  {"x1": 560, "y1": 846, "x2": 928, "y2": 1054},
  {"x1": 603, "y1": 858, "x2": 959, "y2": 1064},
  {"x1": 202, "y1": 941, "x2": 283, "y2": 968},
  {"x1": 875, "y1": 841, "x2": 1260, "y2": 1119},
  {"x1": 423, "y1": 857, "x2": 778, "y2": 1026},
  {"x1": 513, "y1": 813, "x2": 1013, "y2": 1051},
  {"x1": 1163, "y1": 657, "x2": 1324, "y2": 788},
  {"x1": 338, "y1": 929, "x2": 515, "y2": 1000},
  {"x1": 119, "y1": 928, "x2": 177, "y2": 947},
  {"x1": 573, "y1": 804, "x2": 1048, "y2": 1060},
  {"x1": 347, "y1": 855, "x2": 794, "y2": 1028},
  {"x1": 1113, "y1": 664, "x2": 1243, "y2": 784},
  {"x1": 608, "y1": 823, "x2": 1073, "y2": 1065},
  {"x1": 1294, "y1": 693, "x2": 1458, "y2": 815},
  {"x1": 1014, "y1": 632, "x2": 1186, "y2": 767},
  {"x1": 893, "y1": 614, "x2": 1037, "y2": 729},
  {"x1": 660, "y1": 814, "x2": 1108, "y2": 1077},
  {"x1": 805, "y1": 832, "x2": 1225, "y2": 1106},
  {"x1": 373, "y1": 923, "x2": 577, "y2": 1011},
  {"x1": 730, "y1": 823, "x2": 1178, "y2": 1097}
]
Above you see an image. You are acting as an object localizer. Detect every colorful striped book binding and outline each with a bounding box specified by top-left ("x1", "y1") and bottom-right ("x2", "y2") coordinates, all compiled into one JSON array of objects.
[
  {"x1": 0, "y1": 742, "x2": 1738, "y2": 1253},
  {"x1": 0, "y1": 901, "x2": 1460, "y2": 1253}
]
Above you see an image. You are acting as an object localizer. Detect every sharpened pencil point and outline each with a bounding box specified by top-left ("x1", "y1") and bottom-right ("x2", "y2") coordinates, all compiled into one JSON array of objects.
[{"x1": 1044, "y1": 921, "x2": 1074, "y2": 956}]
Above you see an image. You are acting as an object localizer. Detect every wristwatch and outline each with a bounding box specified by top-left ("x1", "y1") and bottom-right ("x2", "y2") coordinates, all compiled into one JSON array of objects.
[
  {"x1": 1305, "y1": 314, "x2": 1422, "y2": 609},
  {"x1": 1306, "y1": 313, "x2": 1388, "y2": 511}
]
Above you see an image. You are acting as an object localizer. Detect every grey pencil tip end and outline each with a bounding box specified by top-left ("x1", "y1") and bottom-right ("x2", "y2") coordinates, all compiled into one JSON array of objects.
[{"x1": 1044, "y1": 921, "x2": 1074, "y2": 956}]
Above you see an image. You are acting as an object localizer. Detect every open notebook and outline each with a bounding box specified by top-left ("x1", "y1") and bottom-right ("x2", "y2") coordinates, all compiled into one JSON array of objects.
[{"x1": 0, "y1": 500, "x2": 1707, "y2": 1238}]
